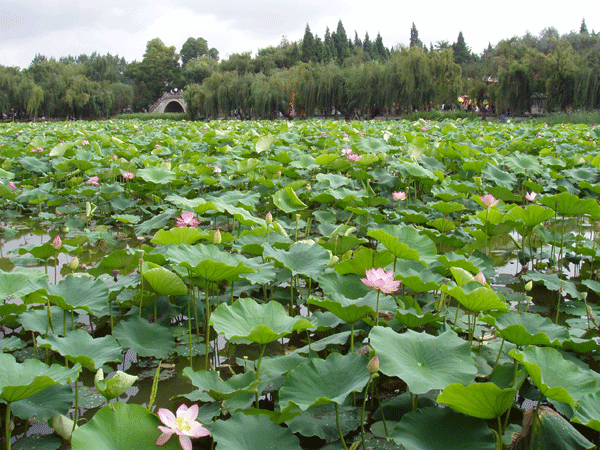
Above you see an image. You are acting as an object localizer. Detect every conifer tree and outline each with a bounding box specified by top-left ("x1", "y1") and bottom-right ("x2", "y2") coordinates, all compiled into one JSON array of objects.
[
  {"x1": 301, "y1": 24, "x2": 316, "y2": 62},
  {"x1": 410, "y1": 23, "x2": 423, "y2": 48},
  {"x1": 452, "y1": 31, "x2": 472, "y2": 65},
  {"x1": 363, "y1": 32, "x2": 374, "y2": 58}
]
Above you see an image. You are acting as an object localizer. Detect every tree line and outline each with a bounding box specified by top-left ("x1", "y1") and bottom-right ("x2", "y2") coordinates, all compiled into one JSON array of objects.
[{"x1": 0, "y1": 19, "x2": 598, "y2": 120}]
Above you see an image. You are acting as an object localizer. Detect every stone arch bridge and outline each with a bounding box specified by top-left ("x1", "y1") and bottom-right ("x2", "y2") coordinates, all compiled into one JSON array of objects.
[{"x1": 149, "y1": 92, "x2": 187, "y2": 113}]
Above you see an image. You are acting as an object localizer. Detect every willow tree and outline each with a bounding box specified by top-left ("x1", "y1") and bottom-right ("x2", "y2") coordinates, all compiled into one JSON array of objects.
[
  {"x1": 497, "y1": 61, "x2": 533, "y2": 115},
  {"x1": 430, "y1": 49, "x2": 462, "y2": 107},
  {"x1": 545, "y1": 39, "x2": 579, "y2": 111},
  {"x1": 394, "y1": 46, "x2": 433, "y2": 111}
]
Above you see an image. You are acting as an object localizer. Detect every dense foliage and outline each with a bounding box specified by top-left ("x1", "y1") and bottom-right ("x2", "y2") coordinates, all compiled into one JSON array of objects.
[
  {"x1": 2, "y1": 118, "x2": 600, "y2": 449},
  {"x1": 0, "y1": 19, "x2": 599, "y2": 121}
]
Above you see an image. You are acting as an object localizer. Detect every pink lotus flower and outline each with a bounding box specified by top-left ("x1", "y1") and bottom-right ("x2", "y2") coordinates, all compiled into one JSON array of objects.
[
  {"x1": 341, "y1": 148, "x2": 352, "y2": 155},
  {"x1": 8, "y1": 181, "x2": 16, "y2": 191},
  {"x1": 347, "y1": 153, "x2": 360, "y2": 162},
  {"x1": 392, "y1": 191, "x2": 407, "y2": 201},
  {"x1": 81, "y1": 140, "x2": 89, "y2": 145},
  {"x1": 156, "y1": 404, "x2": 210, "y2": 450},
  {"x1": 176, "y1": 212, "x2": 199, "y2": 228},
  {"x1": 360, "y1": 131, "x2": 366, "y2": 136},
  {"x1": 213, "y1": 166, "x2": 221, "y2": 174},
  {"x1": 481, "y1": 194, "x2": 499, "y2": 207},
  {"x1": 361, "y1": 267, "x2": 402, "y2": 294},
  {"x1": 122, "y1": 172, "x2": 135, "y2": 180},
  {"x1": 474, "y1": 271, "x2": 486, "y2": 285},
  {"x1": 421, "y1": 126, "x2": 427, "y2": 132},
  {"x1": 321, "y1": 132, "x2": 327, "y2": 136},
  {"x1": 52, "y1": 235, "x2": 62, "y2": 250},
  {"x1": 85, "y1": 176, "x2": 100, "y2": 186},
  {"x1": 525, "y1": 192, "x2": 537, "y2": 201}
]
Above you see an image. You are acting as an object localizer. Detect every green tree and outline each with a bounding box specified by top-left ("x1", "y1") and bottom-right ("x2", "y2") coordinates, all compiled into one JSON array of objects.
[
  {"x1": 410, "y1": 23, "x2": 423, "y2": 49},
  {"x1": 180, "y1": 37, "x2": 209, "y2": 65},
  {"x1": 26, "y1": 84, "x2": 44, "y2": 121},
  {"x1": 301, "y1": 24, "x2": 316, "y2": 63},
  {"x1": 580, "y1": 18, "x2": 588, "y2": 35},
  {"x1": 452, "y1": 32, "x2": 472, "y2": 65},
  {"x1": 333, "y1": 20, "x2": 351, "y2": 63},
  {"x1": 497, "y1": 61, "x2": 533, "y2": 115},
  {"x1": 374, "y1": 32, "x2": 389, "y2": 60},
  {"x1": 181, "y1": 56, "x2": 216, "y2": 85},
  {"x1": 125, "y1": 38, "x2": 181, "y2": 110},
  {"x1": 545, "y1": 39, "x2": 579, "y2": 110},
  {"x1": 396, "y1": 46, "x2": 432, "y2": 111},
  {"x1": 363, "y1": 32, "x2": 374, "y2": 58},
  {"x1": 430, "y1": 49, "x2": 462, "y2": 106}
]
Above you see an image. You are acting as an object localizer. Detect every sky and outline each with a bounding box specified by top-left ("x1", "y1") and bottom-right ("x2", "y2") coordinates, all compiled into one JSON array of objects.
[{"x1": 1, "y1": 0, "x2": 597, "y2": 70}]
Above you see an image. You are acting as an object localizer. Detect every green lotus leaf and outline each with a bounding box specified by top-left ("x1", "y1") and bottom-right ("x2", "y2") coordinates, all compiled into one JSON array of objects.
[
  {"x1": 112, "y1": 316, "x2": 175, "y2": 358},
  {"x1": 286, "y1": 403, "x2": 360, "y2": 442},
  {"x1": 505, "y1": 204, "x2": 554, "y2": 228},
  {"x1": 87, "y1": 248, "x2": 139, "y2": 277},
  {"x1": 509, "y1": 346, "x2": 597, "y2": 406},
  {"x1": 0, "y1": 336, "x2": 26, "y2": 351},
  {"x1": 437, "y1": 382, "x2": 517, "y2": 419},
  {"x1": 0, "y1": 270, "x2": 34, "y2": 300},
  {"x1": 24, "y1": 275, "x2": 109, "y2": 316},
  {"x1": 494, "y1": 312, "x2": 569, "y2": 347},
  {"x1": 142, "y1": 266, "x2": 188, "y2": 296},
  {"x1": 395, "y1": 310, "x2": 443, "y2": 329},
  {"x1": 134, "y1": 210, "x2": 177, "y2": 235},
  {"x1": 255, "y1": 135, "x2": 274, "y2": 153},
  {"x1": 71, "y1": 402, "x2": 182, "y2": 450},
  {"x1": 356, "y1": 136, "x2": 389, "y2": 154},
  {"x1": 573, "y1": 391, "x2": 600, "y2": 432},
  {"x1": 388, "y1": 407, "x2": 496, "y2": 450},
  {"x1": 37, "y1": 330, "x2": 122, "y2": 370},
  {"x1": 442, "y1": 283, "x2": 508, "y2": 313},
  {"x1": 317, "y1": 272, "x2": 374, "y2": 301},
  {"x1": 525, "y1": 406, "x2": 596, "y2": 450},
  {"x1": 182, "y1": 369, "x2": 260, "y2": 401},
  {"x1": 11, "y1": 384, "x2": 73, "y2": 422},
  {"x1": 211, "y1": 412, "x2": 302, "y2": 450},
  {"x1": 522, "y1": 271, "x2": 582, "y2": 299},
  {"x1": 217, "y1": 201, "x2": 265, "y2": 227},
  {"x1": 279, "y1": 352, "x2": 370, "y2": 411},
  {"x1": 370, "y1": 328, "x2": 477, "y2": 395},
  {"x1": 430, "y1": 201, "x2": 465, "y2": 215},
  {"x1": 17, "y1": 306, "x2": 77, "y2": 335},
  {"x1": 398, "y1": 266, "x2": 445, "y2": 292},
  {"x1": 168, "y1": 243, "x2": 254, "y2": 281},
  {"x1": 94, "y1": 369, "x2": 138, "y2": 401},
  {"x1": 307, "y1": 291, "x2": 397, "y2": 324},
  {"x1": 137, "y1": 166, "x2": 176, "y2": 184},
  {"x1": 111, "y1": 214, "x2": 141, "y2": 224},
  {"x1": 482, "y1": 163, "x2": 517, "y2": 189},
  {"x1": 273, "y1": 185, "x2": 307, "y2": 214},
  {"x1": 333, "y1": 246, "x2": 395, "y2": 276},
  {"x1": 211, "y1": 297, "x2": 313, "y2": 344},
  {"x1": 486, "y1": 185, "x2": 522, "y2": 202},
  {"x1": 368, "y1": 226, "x2": 437, "y2": 265},
  {"x1": 0, "y1": 353, "x2": 81, "y2": 403},
  {"x1": 540, "y1": 191, "x2": 600, "y2": 217},
  {"x1": 151, "y1": 227, "x2": 204, "y2": 245},
  {"x1": 263, "y1": 241, "x2": 330, "y2": 278}
]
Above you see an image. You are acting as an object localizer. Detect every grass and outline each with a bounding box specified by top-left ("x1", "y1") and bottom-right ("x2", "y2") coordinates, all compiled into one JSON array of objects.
[
  {"x1": 114, "y1": 112, "x2": 189, "y2": 121},
  {"x1": 533, "y1": 110, "x2": 600, "y2": 125}
]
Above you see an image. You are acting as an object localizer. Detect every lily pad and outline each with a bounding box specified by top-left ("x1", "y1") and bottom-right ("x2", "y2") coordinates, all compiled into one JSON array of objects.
[{"x1": 112, "y1": 316, "x2": 175, "y2": 358}]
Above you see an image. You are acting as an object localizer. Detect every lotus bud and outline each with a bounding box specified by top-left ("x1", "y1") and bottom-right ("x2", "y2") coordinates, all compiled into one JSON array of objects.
[
  {"x1": 295, "y1": 214, "x2": 301, "y2": 224},
  {"x1": 52, "y1": 235, "x2": 62, "y2": 250},
  {"x1": 367, "y1": 355, "x2": 379, "y2": 374},
  {"x1": 277, "y1": 170, "x2": 282, "y2": 177},
  {"x1": 213, "y1": 229, "x2": 222, "y2": 244},
  {"x1": 474, "y1": 271, "x2": 486, "y2": 285},
  {"x1": 63, "y1": 226, "x2": 69, "y2": 233},
  {"x1": 69, "y1": 257, "x2": 79, "y2": 270},
  {"x1": 524, "y1": 280, "x2": 533, "y2": 292},
  {"x1": 8, "y1": 419, "x2": 14, "y2": 432},
  {"x1": 265, "y1": 211, "x2": 273, "y2": 225},
  {"x1": 306, "y1": 184, "x2": 311, "y2": 191},
  {"x1": 356, "y1": 345, "x2": 370, "y2": 355},
  {"x1": 8, "y1": 181, "x2": 16, "y2": 190}
]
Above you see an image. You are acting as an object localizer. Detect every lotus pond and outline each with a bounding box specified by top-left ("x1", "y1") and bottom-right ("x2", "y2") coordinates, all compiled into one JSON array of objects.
[{"x1": 1, "y1": 118, "x2": 600, "y2": 450}]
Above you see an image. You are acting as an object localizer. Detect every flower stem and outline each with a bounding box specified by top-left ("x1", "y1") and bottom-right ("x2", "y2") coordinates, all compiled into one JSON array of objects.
[
  {"x1": 335, "y1": 403, "x2": 349, "y2": 450},
  {"x1": 361, "y1": 374, "x2": 374, "y2": 450},
  {"x1": 5, "y1": 401, "x2": 12, "y2": 450}
]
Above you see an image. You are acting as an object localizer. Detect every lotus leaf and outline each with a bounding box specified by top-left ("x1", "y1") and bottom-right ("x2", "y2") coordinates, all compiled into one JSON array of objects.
[
  {"x1": 437, "y1": 382, "x2": 517, "y2": 419},
  {"x1": 370, "y1": 328, "x2": 477, "y2": 395},
  {"x1": 389, "y1": 407, "x2": 496, "y2": 450},
  {"x1": 509, "y1": 346, "x2": 597, "y2": 405},
  {"x1": 182, "y1": 369, "x2": 260, "y2": 401},
  {"x1": 211, "y1": 297, "x2": 313, "y2": 344},
  {"x1": 279, "y1": 352, "x2": 370, "y2": 411},
  {"x1": 494, "y1": 312, "x2": 569, "y2": 346},
  {"x1": 211, "y1": 412, "x2": 302, "y2": 450},
  {"x1": 0, "y1": 353, "x2": 81, "y2": 403},
  {"x1": 263, "y1": 241, "x2": 330, "y2": 278},
  {"x1": 71, "y1": 402, "x2": 182, "y2": 450},
  {"x1": 37, "y1": 330, "x2": 122, "y2": 370},
  {"x1": 112, "y1": 316, "x2": 175, "y2": 358}
]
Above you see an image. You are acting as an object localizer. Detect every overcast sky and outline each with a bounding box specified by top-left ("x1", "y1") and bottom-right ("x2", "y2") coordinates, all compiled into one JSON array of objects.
[{"x1": 1, "y1": 0, "x2": 597, "y2": 69}]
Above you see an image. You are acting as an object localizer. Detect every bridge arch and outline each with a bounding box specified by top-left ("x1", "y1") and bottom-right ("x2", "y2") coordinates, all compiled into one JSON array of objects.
[{"x1": 149, "y1": 92, "x2": 187, "y2": 114}]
